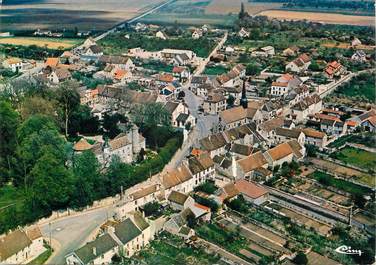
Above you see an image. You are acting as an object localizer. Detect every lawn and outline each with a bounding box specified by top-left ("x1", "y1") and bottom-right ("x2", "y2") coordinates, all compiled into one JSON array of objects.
[
  {"x1": 0, "y1": 37, "x2": 82, "y2": 49},
  {"x1": 0, "y1": 185, "x2": 25, "y2": 209},
  {"x1": 141, "y1": 61, "x2": 173, "y2": 73},
  {"x1": 310, "y1": 171, "x2": 373, "y2": 197},
  {"x1": 330, "y1": 146, "x2": 376, "y2": 172},
  {"x1": 99, "y1": 32, "x2": 218, "y2": 57},
  {"x1": 133, "y1": 232, "x2": 220, "y2": 264},
  {"x1": 335, "y1": 73, "x2": 375, "y2": 102},
  {"x1": 203, "y1": 65, "x2": 229, "y2": 75}
]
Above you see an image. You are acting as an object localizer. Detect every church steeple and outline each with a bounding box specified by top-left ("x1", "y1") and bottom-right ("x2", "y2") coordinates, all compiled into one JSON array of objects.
[{"x1": 240, "y1": 79, "x2": 248, "y2": 109}]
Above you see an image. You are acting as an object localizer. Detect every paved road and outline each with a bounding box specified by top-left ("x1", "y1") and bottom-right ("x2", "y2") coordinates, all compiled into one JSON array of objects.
[{"x1": 41, "y1": 206, "x2": 114, "y2": 264}]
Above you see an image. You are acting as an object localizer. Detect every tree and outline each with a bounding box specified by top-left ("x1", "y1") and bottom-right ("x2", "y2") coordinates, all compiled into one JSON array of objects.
[
  {"x1": 226, "y1": 95, "x2": 235, "y2": 107},
  {"x1": 143, "y1": 202, "x2": 160, "y2": 217},
  {"x1": 69, "y1": 105, "x2": 100, "y2": 136},
  {"x1": 293, "y1": 252, "x2": 308, "y2": 265},
  {"x1": 28, "y1": 151, "x2": 73, "y2": 215},
  {"x1": 131, "y1": 102, "x2": 171, "y2": 129},
  {"x1": 102, "y1": 113, "x2": 128, "y2": 139},
  {"x1": 246, "y1": 63, "x2": 261, "y2": 76},
  {"x1": 187, "y1": 212, "x2": 197, "y2": 228},
  {"x1": 0, "y1": 101, "x2": 19, "y2": 185},
  {"x1": 20, "y1": 96, "x2": 57, "y2": 121},
  {"x1": 71, "y1": 151, "x2": 101, "y2": 207},
  {"x1": 55, "y1": 81, "x2": 80, "y2": 137}
]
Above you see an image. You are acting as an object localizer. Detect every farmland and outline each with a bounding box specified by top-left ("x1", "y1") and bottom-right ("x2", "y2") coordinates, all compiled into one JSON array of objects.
[
  {"x1": 0, "y1": 0, "x2": 163, "y2": 31},
  {"x1": 330, "y1": 146, "x2": 376, "y2": 172},
  {"x1": 257, "y1": 10, "x2": 374, "y2": 27},
  {"x1": 205, "y1": 0, "x2": 282, "y2": 15},
  {"x1": 0, "y1": 37, "x2": 82, "y2": 49}
]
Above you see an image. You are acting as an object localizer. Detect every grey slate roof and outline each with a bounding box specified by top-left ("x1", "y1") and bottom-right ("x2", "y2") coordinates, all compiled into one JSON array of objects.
[
  {"x1": 113, "y1": 218, "x2": 142, "y2": 244},
  {"x1": 74, "y1": 234, "x2": 117, "y2": 264}
]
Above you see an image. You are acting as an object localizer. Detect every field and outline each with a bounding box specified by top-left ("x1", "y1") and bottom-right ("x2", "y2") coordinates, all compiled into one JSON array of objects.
[
  {"x1": 331, "y1": 146, "x2": 376, "y2": 172},
  {"x1": 257, "y1": 10, "x2": 374, "y2": 26},
  {"x1": 0, "y1": 0, "x2": 163, "y2": 31},
  {"x1": 0, "y1": 37, "x2": 82, "y2": 49},
  {"x1": 310, "y1": 171, "x2": 372, "y2": 197},
  {"x1": 140, "y1": 0, "x2": 237, "y2": 26},
  {"x1": 205, "y1": 0, "x2": 282, "y2": 15}
]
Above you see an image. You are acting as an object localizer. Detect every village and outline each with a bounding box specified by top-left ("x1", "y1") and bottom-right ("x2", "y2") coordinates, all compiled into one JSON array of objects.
[{"x1": 0, "y1": 11, "x2": 375, "y2": 265}]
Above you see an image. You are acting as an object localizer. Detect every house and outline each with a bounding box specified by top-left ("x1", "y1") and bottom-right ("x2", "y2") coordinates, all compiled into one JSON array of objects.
[
  {"x1": 156, "y1": 31, "x2": 168, "y2": 40},
  {"x1": 219, "y1": 105, "x2": 263, "y2": 130},
  {"x1": 108, "y1": 216, "x2": 151, "y2": 257},
  {"x1": 114, "y1": 184, "x2": 161, "y2": 219},
  {"x1": 65, "y1": 234, "x2": 119, "y2": 265},
  {"x1": 0, "y1": 227, "x2": 44, "y2": 265},
  {"x1": 275, "y1": 127, "x2": 305, "y2": 146},
  {"x1": 324, "y1": 61, "x2": 346, "y2": 78},
  {"x1": 264, "y1": 142, "x2": 295, "y2": 168},
  {"x1": 188, "y1": 152, "x2": 216, "y2": 186},
  {"x1": 195, "y1": 83, "x2": 216, "y2": 98},
  {"x1": 113, "y1": 69, "x2": 132, "y2": 83},
  {"x1": 99, "y1": 56, "x2": 135, "y2": 71},
  {"x1": 216, "y1": 183, "x2": 240, "y2": 203},
  {"x1": 2, "y1": 58, "x2": 23, "y2": 72},
  {"x1": 46, "y1": 67, "x2": 72, "y2": 84},
  {"x1": 270, "y1": 74, "x2": 303, "y2": 97},
  {"x1": 351, "y1": 50, "x2": 367, "y2": 62},
  {"x1": 285, "y1": 85, "x2": 310, "y2": 107},
  {"x1": 167, "y1": 191, "x2": 195, "y2": 211},
  {"x1": 258, "y1": 117, "x2": 284, "y2": 145},
  {"x1": 188, "y1": 203, "x2": 211, "y2": 222},
  {"x1": 83, "y1": 45, "x2": 103, "y2": 57},
  {"x1": 173, "y1": 53, "x2": 191, "y2": 66},
  {"x1": 285, "y1": 53, "x2": 311, "y2": 73},
  {"x1": 236, "y1": 151, "x2": 268, "y2": 180},
  {"x1": 291, "y1": 94, "x2": 322, "y2": 122},
  {"x1": 191, "y1": 76, "x2": 209, "y2": 92},
  {"x1": 164, "y1": 101, "x2": 195, "y2": 128},
  {"x1": 73, "y1": 125, "x2": 145, "y2": 165},
  {"x1": 215, "y1": 64, "x2": 245, "y2": 87},
  {"x1": 359, "y1": 109, "x2": 376, "y2": 132},
  {"x1": 282, "y1": 46, "x2": 299, "y2": 57},
  {"x1": 234, "y1": 180, "x2": 269, "y2": 206},
  {"x1": 223, "y1": 86, "x2": 243, "y2": 105},
  {"x1": 320, "y1": 119, "x2": 347, "y2": 136},
  {"x1": 172, "y1": 66, "x2": 190, "y2": 82},
  {"x1": 351, "y1": 37, "x2": 362, "y2": 47},
  {"x1": 300, "y1": 128, "x2": 328, "y2": 149},
  {"x1": 203, "y1": 92, "x2": 226, "y2": 115},
  {"x1": 161, "y1": 165, "x2": 194, "y2": 196},
  {"x1": 225, "y1": 46, "x2": 235, "y2": 54},
  {"x1": 200, "y1": 124, "x2": 261, "y2": 158},
  {"x1": 156, "y1": 73, "x2": 174, "y2": 86},
  {"x1": 238, "y1": 27, "x2": 250, "y2": 38},
  {"x1": 192, "y1": 29, "x2": 203, "y2": 39},
  {"x1": 251, "y1": 46, "x2": 275, "y2": 57},
  {"x1": 230, "y1": 143, "x2": 253, "y2": 158},
  {"x1": 161, "y1": 49, "x2": 195, "y2": 61},
  {"x1": 164, "y1": 212, "x2": 194, "y2": 239}
]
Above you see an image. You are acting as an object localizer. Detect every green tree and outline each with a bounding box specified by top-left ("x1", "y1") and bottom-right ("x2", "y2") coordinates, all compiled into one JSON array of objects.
[
  {"x1": 0, "y1": 101, "x2": 19, "y2": 184},
  {"x1": 55, "y1": 81, "x2": 80, "y2": 137},
  {"x1": 28, "y1": 151, "x2": 73, "y2": 214},
  {"x1": 293, "y1": 252, "x2": 308, "y2": 265},
  {"x1": 71, "y1": 151, "x2": 101, "y2": 207},
  {"x1": 131, "y1": 102, "x2": 171, "y2": 129},
  {"x1": 20, "y1": 96, "x2": 57, "y2": 121},
  {"x1": 226, "y1": 95, "x2": 235, "y2": 107},
  {"x1": 246, "y1": 63, "x2": 261, "y2": 76}
]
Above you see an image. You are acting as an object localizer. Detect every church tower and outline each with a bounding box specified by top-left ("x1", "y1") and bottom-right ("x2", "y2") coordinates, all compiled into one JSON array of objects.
[{"x1": 240, "y1": 79, "x2": 248, "y2": 109}]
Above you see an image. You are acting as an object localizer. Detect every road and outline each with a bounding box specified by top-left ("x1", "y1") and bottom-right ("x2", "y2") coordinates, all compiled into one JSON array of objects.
[
  {"x1": 41, "y1": 206, "x2": 114, "y2": 264},
  {"x1": 39, "y1": 15, "x2": 226, "y2": 263}
]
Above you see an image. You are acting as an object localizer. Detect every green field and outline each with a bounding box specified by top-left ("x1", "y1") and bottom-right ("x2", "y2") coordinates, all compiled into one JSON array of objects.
[
  {"x1": 335, "y1": 73, "x2": 375, "y2": 102},
  {"x1": 330, "y1": 146, "x2": 376, "y2": 172},
  {"x1": 27, "y1": 247, "x2": 52, "y2": 265},
  {"x1": 310, "y1": 171, "x2": 373, "y2": 197},
  {"x1": 203, "y1": 65, "x2": 229, "y2": 75}
]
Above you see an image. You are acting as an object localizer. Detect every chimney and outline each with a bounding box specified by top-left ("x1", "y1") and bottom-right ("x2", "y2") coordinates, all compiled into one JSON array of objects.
[{"x1": 92, "y1": 247, "x2": 97, "y2": 256}]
